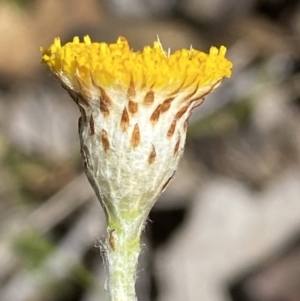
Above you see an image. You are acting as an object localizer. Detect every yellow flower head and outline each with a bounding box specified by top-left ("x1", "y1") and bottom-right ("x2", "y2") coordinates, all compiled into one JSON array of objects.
[
  {"x1": 41, "y1": 36, "x2": 232, "y2": 222},
  {"x1": 41, "y1": 36, "x2": 232, "y2": 97}
]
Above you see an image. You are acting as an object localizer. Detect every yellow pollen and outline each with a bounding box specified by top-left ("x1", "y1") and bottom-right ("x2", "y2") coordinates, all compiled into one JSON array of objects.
[{"x1": 41, "y1": 36, "x2": 232, "y2": 92}]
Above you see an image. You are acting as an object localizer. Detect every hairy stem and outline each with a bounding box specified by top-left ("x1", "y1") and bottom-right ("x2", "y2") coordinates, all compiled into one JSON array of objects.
[{"x1": 104, "y1": 219, "x2": 143, "y2": 301}]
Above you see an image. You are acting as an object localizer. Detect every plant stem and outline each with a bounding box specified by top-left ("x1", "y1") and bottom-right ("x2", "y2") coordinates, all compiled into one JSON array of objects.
[{"x1": 104, "y1": 219, "x2": 143, "y2": 301}]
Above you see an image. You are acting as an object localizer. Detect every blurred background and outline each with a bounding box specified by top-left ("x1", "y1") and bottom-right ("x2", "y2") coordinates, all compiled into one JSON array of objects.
[{"x1": 1, "y1": 0, "x2": 300, "y2": 300}]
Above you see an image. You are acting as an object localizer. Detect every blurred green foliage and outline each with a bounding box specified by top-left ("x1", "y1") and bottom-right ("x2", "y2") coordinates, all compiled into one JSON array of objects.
[
  {"x1": 13, "y1": 230, "x2": 54, "y2": 269},
  {"x1": 12, "y1": 230, "x2": 99, "y2": 298},
  {"x1": 188, "y1": 100, "x2": 252, "y2": 138},
  {"x1": 5, "y1": 0, "x2": 32, "y2": 7}
]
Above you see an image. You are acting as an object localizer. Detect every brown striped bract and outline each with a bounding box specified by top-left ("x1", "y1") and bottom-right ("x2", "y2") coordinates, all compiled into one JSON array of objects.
[
  {"x1": 100, "y1": 98, "x2": 110, "y2": 117},
  {"x1": 161, "y1": 171, "x2": 176, "y2": 192},
  {"x1": 131, "y1": 124, "x2": 140, "y2": 148},
  {"x1": 120, "y1": 107, "x2": 130, "y2": 131},
  {"x1": 128, "y1": 100, "x2": 138, "y2": 114},
  {"x1": 150, "y1": 105, "x2": 161, "y2": 125},
  {"x1": 77, "y1": 94, "x2": 90, "y2": 107},
  {"x1": 99, "y1": 87, "x2": 112, "y2": 117},
  {"x1": 175, "y1": 104, "x2": 190, "y2": 120},
  {"x1": 78, "y1": 107, "x2": 87, "y2": 131},
  {"x1": 148, "y1": 144, "x2": 156, "y2": 165},
  {"x1": 144, "y1": 90, "x2": 154, "y2": 105},
  {"x1": 161, "y1": 97, "x2": 174, "y2": 113},
  {"x1": 167, "y1": 119, "x2": 176, "y2": 138},
  {"x1": 174, "y1": 136, "x2": 181, "y2": 155},
  {"x1": 89, "y1": 115, "x2": 95, "y2": 135},
  {"x1": 127, "y1": 78, "x2": 136, "y2": 98},
  {"x1": 77, "y1": 76, "x2": 93, "y2": 99},
  {"x1": 99, "y1": 87, "x2": 113, "y2": 106},
  {"x1": 101, "y1": 129, "x2": 110, "y2": 152}
]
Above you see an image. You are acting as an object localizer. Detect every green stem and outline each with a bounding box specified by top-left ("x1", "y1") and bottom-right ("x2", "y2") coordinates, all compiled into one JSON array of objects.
[{"x1": 104, "y1": 219, "x2": 143, "y2": 301}]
